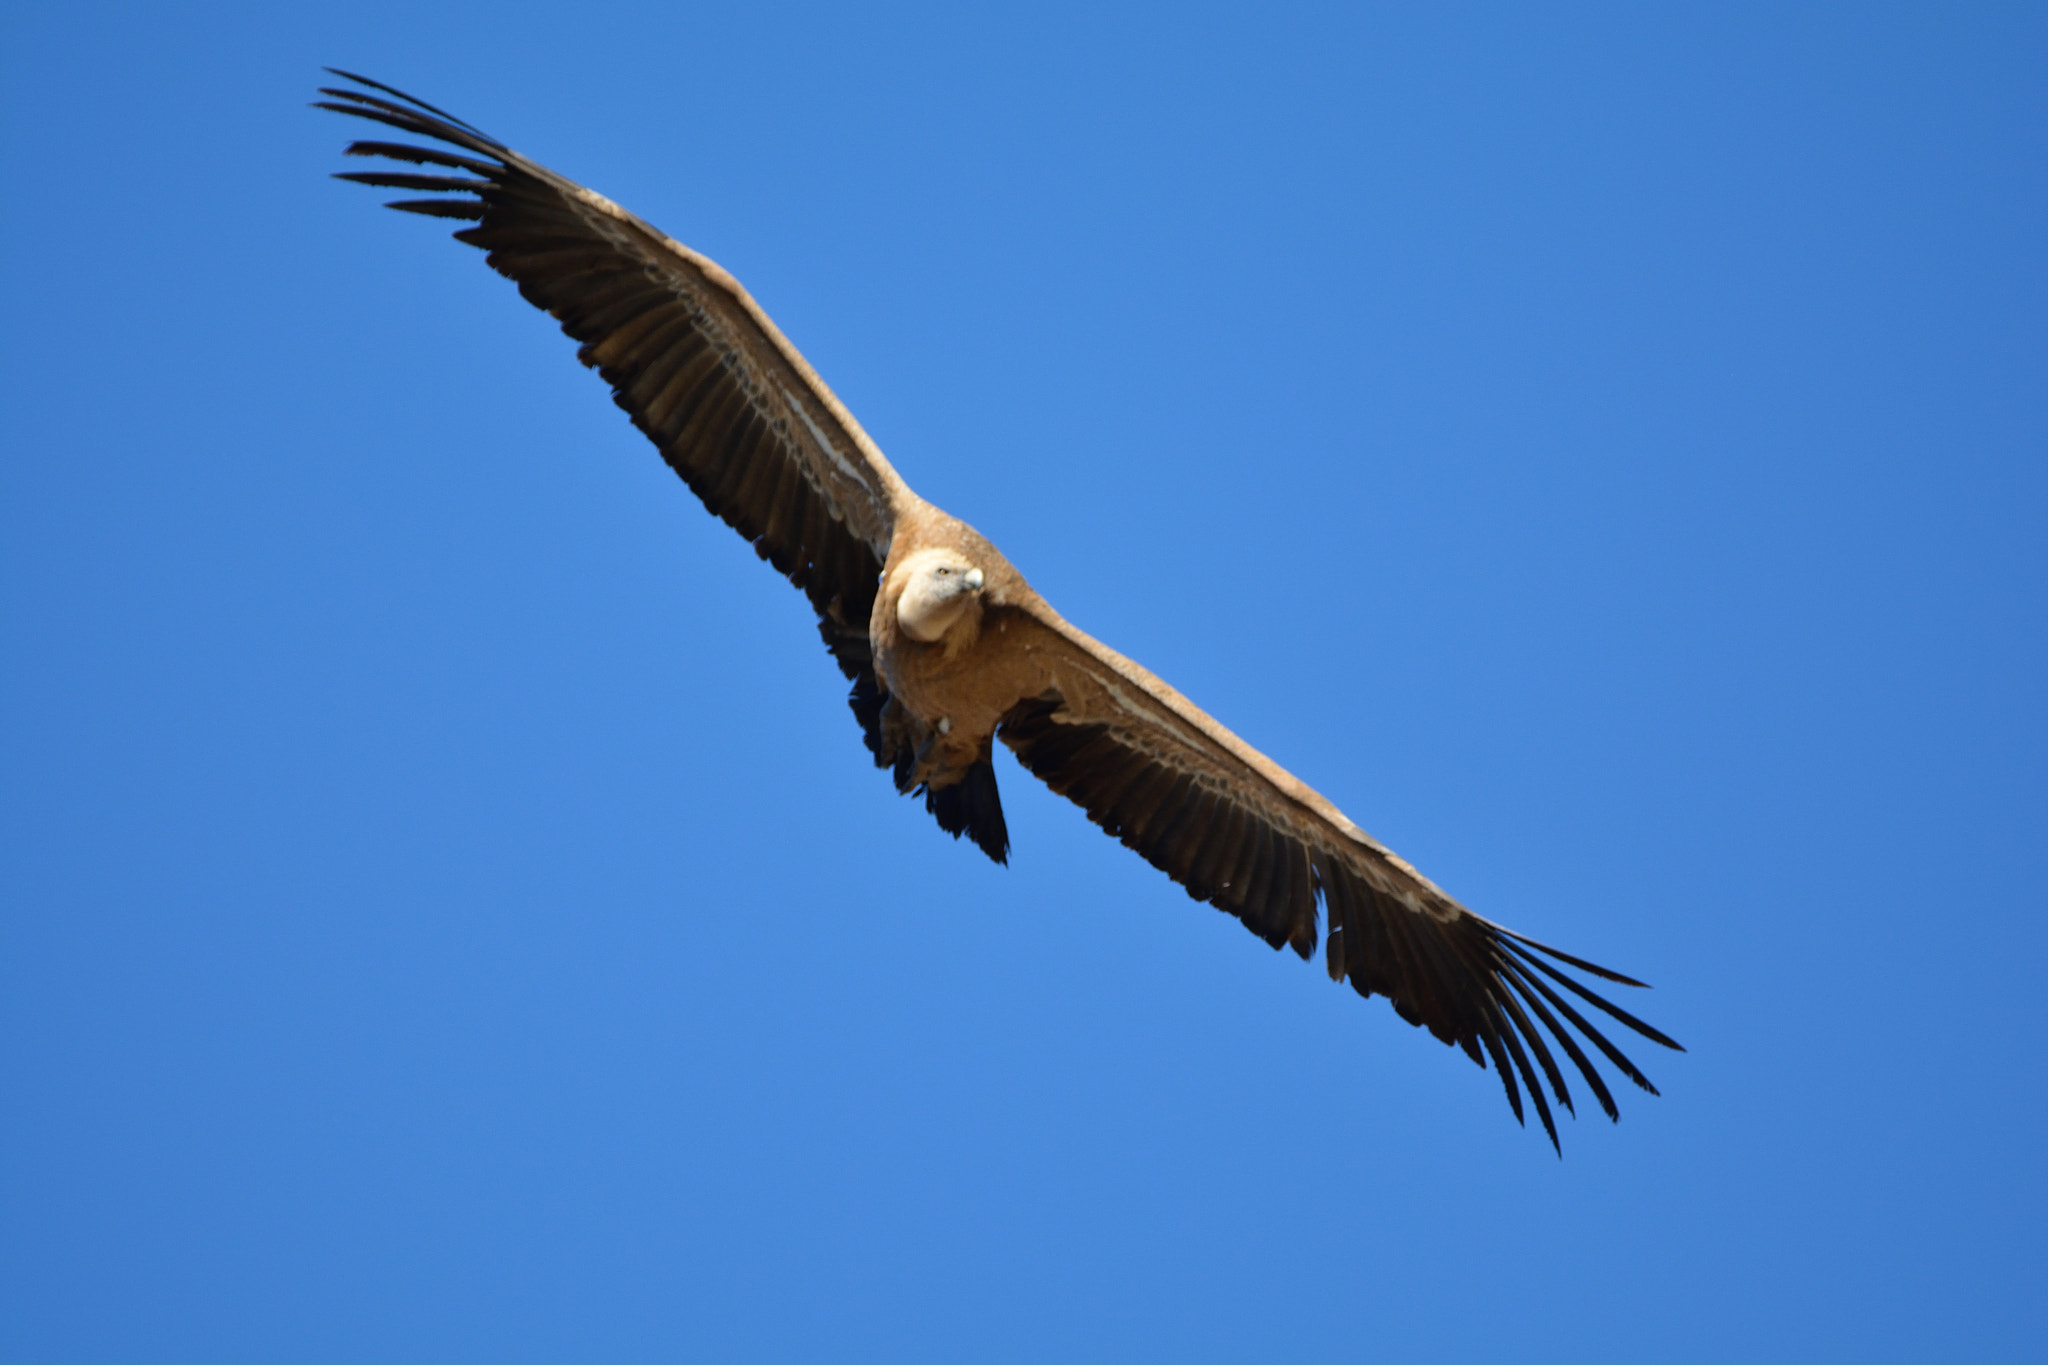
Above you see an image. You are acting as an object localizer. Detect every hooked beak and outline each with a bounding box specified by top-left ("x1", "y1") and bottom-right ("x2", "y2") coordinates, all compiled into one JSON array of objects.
[{"x1": 963, "y1": 567, "x2": 984, "y2": 592}]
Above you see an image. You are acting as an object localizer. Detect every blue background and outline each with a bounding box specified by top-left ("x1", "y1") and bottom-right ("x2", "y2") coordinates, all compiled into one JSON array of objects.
[{"x1": 4, "y1": 3, "x2": 2043, "y2": 1359}]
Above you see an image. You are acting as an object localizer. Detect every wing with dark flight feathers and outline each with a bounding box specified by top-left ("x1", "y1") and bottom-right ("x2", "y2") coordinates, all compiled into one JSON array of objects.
[
  {"x1": 317, "y1": 70, "x2": 910, "y2": 761},
  {"x1": 991, "y1": 603, "x2": 1683, "y2": 1150}
]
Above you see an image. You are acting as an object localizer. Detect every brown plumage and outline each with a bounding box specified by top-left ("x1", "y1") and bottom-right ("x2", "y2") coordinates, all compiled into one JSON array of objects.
[{"x1": 320, "y1": 71, "x2": 1682, "y2": 1148}]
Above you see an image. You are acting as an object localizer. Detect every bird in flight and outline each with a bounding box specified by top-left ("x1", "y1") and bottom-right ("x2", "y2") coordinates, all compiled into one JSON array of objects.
[{"x1": 319, "y1": 70, "x2": 1680, "y2": 1149}]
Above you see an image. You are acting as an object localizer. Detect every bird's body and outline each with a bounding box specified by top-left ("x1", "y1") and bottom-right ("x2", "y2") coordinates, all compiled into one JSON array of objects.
[
  {"x1": 320, "y1": 71, "x2": 1680, "y2": 1147},
  {"x1": 875, "y1": 530, "x2": 1018, "y2": 803}
]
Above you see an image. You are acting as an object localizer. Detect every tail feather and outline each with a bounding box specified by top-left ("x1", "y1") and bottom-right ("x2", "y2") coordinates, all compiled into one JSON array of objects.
[{"x1": 925, "y1": 759, "x2": 1010, "y2": 865}]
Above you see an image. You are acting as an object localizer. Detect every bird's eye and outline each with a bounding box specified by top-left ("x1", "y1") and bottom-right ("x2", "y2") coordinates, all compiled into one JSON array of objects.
[{"x1": 935, "y1": 567, "x2": 950, "y2": 576}]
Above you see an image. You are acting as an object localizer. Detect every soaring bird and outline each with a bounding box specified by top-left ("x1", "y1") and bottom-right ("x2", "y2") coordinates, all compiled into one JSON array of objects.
[{"x1": 319, "y1": 71, "x2": 1680, "y2": 1148}]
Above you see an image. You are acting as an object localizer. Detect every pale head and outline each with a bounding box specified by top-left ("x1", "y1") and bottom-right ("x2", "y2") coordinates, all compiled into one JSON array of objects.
[{"x1": 894, "y1": 547, "x2": 986, "y2": 643}]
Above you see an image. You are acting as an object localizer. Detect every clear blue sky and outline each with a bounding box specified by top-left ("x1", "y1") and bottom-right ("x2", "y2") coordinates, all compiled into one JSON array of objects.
[{"x1": 3, "y1": 3, "x2": 2043, "y2": 1360}]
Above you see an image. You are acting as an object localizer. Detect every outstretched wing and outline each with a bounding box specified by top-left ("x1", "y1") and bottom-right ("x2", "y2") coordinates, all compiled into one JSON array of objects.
[
  {"x1": 991, "y1": 602, "x2": 1682, "y2": 1149},
  {"x1": 318, "y1": 72, "x2": 911, "y2": 758}
]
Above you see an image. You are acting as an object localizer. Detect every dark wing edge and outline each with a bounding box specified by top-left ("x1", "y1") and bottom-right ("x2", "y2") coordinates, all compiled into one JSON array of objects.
[
  {"x1": 993, "y1": 607, "x2": 1683, "y2": 1151},
  {"x1": 316, "y1": 71, "x2": 907, "y2": 761}
]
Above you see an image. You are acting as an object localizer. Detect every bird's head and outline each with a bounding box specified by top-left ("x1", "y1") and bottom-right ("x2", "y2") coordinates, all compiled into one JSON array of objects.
[{"x1": 894, "y1": 547, "x2": 986, "y2": 643}]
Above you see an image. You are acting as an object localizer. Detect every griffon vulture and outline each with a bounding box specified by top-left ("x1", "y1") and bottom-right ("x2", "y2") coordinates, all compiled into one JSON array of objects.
[{"x1": 319, "y1": 71, "x2": 1680, "y2": 1148}]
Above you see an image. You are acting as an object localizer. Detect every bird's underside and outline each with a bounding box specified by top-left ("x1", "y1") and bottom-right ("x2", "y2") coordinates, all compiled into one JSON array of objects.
[{"x1": 319, "y1": 71, "x2": 1682, "y2": 1149}]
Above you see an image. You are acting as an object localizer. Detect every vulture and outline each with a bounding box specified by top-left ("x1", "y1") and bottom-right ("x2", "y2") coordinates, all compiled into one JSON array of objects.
[{"x1": 319, "y1": 71, "x2": 1681, "y2": 1149}]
